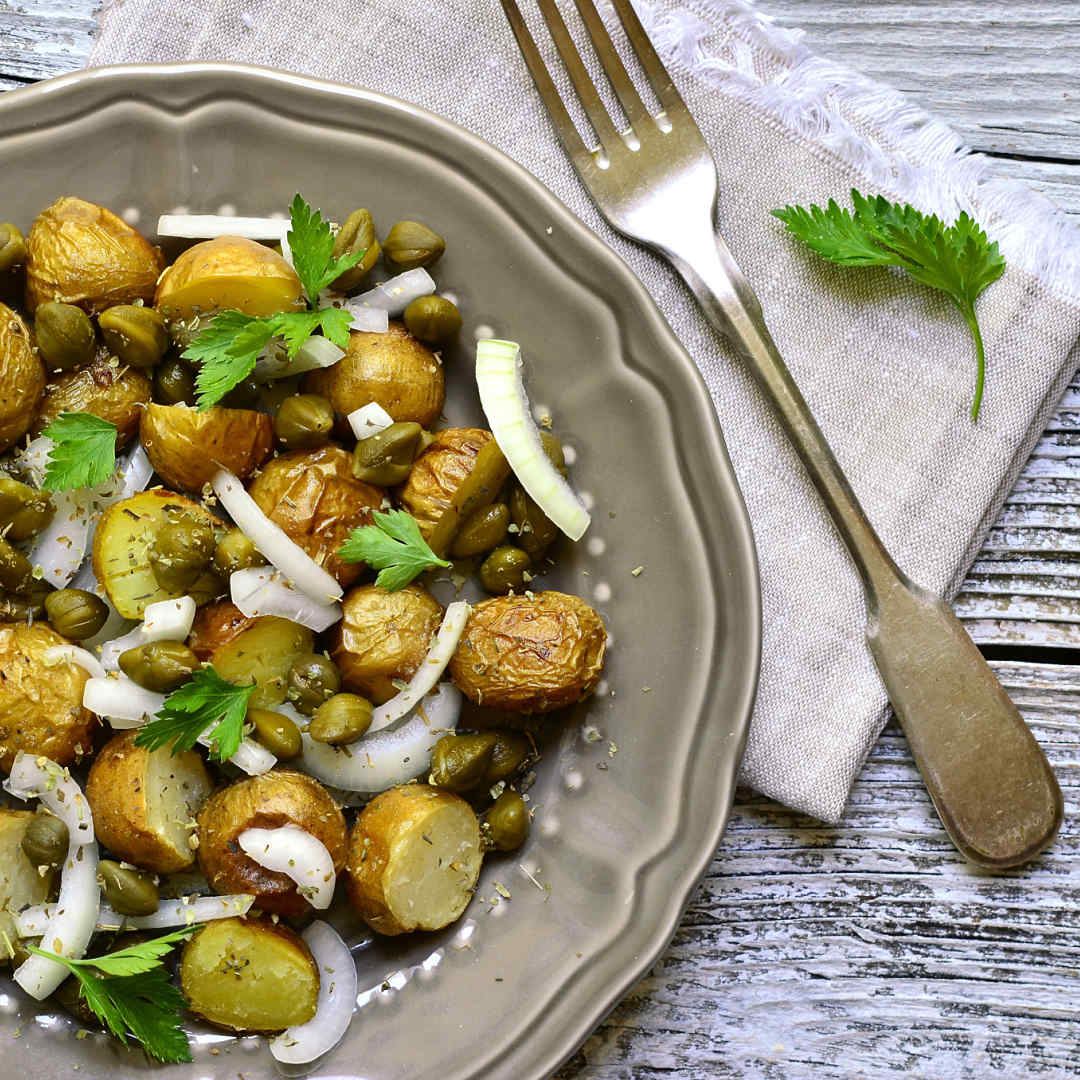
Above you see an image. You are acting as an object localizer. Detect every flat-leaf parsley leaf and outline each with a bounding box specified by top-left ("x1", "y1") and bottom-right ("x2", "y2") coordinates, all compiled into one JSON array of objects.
[
  {"x1": 338, "y1": 509, "x2": 450, "y2": 591},
  {"x1": 40, "y1": 412, "x2": 118, "y2": 491}
]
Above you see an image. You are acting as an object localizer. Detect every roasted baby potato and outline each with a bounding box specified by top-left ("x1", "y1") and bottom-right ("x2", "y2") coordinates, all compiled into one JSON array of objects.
[
  {"x1": 0, "y1": 623, "x2": 96, "y2": 772},
  {"x1": 303, "y1": 321, "x2": 445, "y2": 430},
  {"x1": 332, "y1": 583, "x2": 443, "y2": 704},
  {"x1": 155, "y1": 236, "x2": 304, "y2": 323},
  {"x1": 139, "y1": 403, "x2": 273, "y2": 493},
  {"x1": 0, "y1": 809, "x2": 56, "y2": 962},
  {"x1": 92, "y1": 490, "x2": 223, "y2": 619},
  {"x1": 197, "y1": 771, "x2": 347, "y2": 915},
  {"x1": 345, "y1": 784, "x2": 482, "y2": 936},
  {"x1": 202, "y1": 615, "x2": 314, "y2": 709},
  {"x1": 25, "y1": 196, "x2": 163, "y2": 314},
  {"x1": 449, "y1": 591, "x2": 606, "y2": 713},
  {"x1": 248, "y1": 444, "x2": 382, "y2": 586},
  {"x1": 32, "y1": 349, "x2": 151, "y2": 446},
  {"x1": 398, "y1": 427, "x2": 510, "y2": 555},
  {"x1": 187, "y1": 599, "x2": 255, "y2": 661},
  {"x1": 86, "y1": 731, "x2": 213, "y2": 873},
  {"x1": 180, "y1": 917, "x2": 318, "y2": 1033},
  {"x1": 0, "y1": 302, "x2": 45, "y2": 452}
]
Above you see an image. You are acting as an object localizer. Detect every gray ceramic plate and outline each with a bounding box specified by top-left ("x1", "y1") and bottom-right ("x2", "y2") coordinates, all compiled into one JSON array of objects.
[{"x1": 0, "y1": 64, "x2": 759, "y2": 1080}]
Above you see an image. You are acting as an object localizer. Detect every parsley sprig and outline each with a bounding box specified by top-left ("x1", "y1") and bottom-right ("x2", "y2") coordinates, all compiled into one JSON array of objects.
[
  {"x1": 29, "y1": 926, "x2": 199, "y2": 1063},
  {"x1": 134, "y1": 665, "x2": 255, "y2": 762},
  {"x1": 339, "y1": 509, "x2": 450, "y2": 591},
  {"x1": 185, "y1": 194, "x2": 366, "y2": 410},
  {"x1": 772, "y1": 189, "x2": 1006, "y2": 420},
  {"x1": 40, "y1": 412, "x2": 118, "y2": 492}
]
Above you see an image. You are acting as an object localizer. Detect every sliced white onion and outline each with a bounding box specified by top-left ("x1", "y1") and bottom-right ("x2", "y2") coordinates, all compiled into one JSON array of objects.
[
  {"x1": 347, "y1": 402, "x2": 394, "y2": 440},
  {"x1": 156, "y1": 215, "x2": 288, "y2": 241},
  {"x1": 110, "y1": 442, "x2": 154, "y2": 503},
  {"x1": 29, "y1": 488, "x2": 94, "y2": 588},
  {"x1": 368, "y1": 601, "x2": 468, "y2": 734},
  {"x1": 18, "y1": 894, "x2": 255, "y2": 937},
  {"x1": 4, "y1": 753, "x2": 94, "y2": 844},
  {"x1": 271, "y1": 920, "x2": 356, "y2": 1065},
  {"x1": 216, "y1": 736, "x2": 277, "y2": 776},
  {"x1": 19, "y1": 436, "x2": 53, "y2": 487},
  {"x1": 83, "y1": 676, "x2": 165, "y2": 729},
  {"x1": 298, "y1": 682, "x2": 461, "y2": 792},
  {"x1": 476, "y1": 338, "x2": 590, "y2": 541},
  {"x1": 43, "y1": 643, "x2": 107, "y2": 681},
  {"x1": 351, "y1": 268, "x2": 435, "y2": 317},
  {"x1": 238, "y1": 825, "x2": 335, "y2": 910},
  {"x1": 342, "y1": 302, "x2": 389, "y2": 334},
  {"x1": 100, "y1": 595, "x2": 196, "y2": 670},
  {"x1": 251, "y1": 334, "x2": 345, "y2": 383},
  {"x1": 280, "y1": 229, "x2": 295, "y2": 268},
  {"x1": 212, "y1": 469, "x2": 343, "y2": 604},
  {"x1": 231, "y1": 567, "x2": 341, "y2": 632}
]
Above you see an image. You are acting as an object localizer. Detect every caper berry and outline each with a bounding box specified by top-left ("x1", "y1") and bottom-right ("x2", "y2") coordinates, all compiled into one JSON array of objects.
[
  {"x1": 382, "y1": 220, "x2": 445, "y2": 271},
  {"x1": 221, "y1": 376, "x2": 260, "y2": 409},
  {"x1": 98, "y1": 860, "x2": 159, "y2": 917},
  {"x1": 21, "y1": 811, "x2": 68, "y2": 868},
  {"x1": 332, "y1": 209, "x2": 381, "y2": 291},
  {"x1": 510, "y1": 486, "x2": 559, "y2": 560},
  {"x1": 352, "y1": 421, "x2": 424, "y2": 487},
  {"x1": 485, "y1": 732, "x2": 533, "y2": 784},
  {"x1": 44, "y1": 588, "x2": 109, "y2": 641},
  {"x1": 309, "y1": 693, "x2": 374, "y2": 746},
  {"x1": 149, "y1": 517, "x2": 216, "y2": 592},
  {"x1": 212, "y1": 527, "x2": 266, "y2": 577},
  {"x1": 153, "y1": 356, "x2": 197, "y2": 405},
  {"x1": 485, "y1": 790, "x2": 529, "y2": 852},
  {"x1": 0, "y1": 475, "x2": 54, "y2": 541},
  {"x1": 118, "y1": 640, "x2": 200, "y2": 693},
  {"x1": 479, "y1": 546, "x2": 531, "y2": 594},
  {"x1": 403, "y1": 295, "x2": 462, "y2": 346},
  {"x1": 0, "y1": 536, "x2": 33, "y2": 596},
  {"x1": 0, "y1": 223, "x2": 27, "y2": 274},
  {"x1": 286, "y1": 653, "x2": 342, "y2": 716},
  {"x1": 33, "y1": 301, "x2": 96, "y2": 371},
  {"x1": 451, "y1": 502, "x2": 510, "y2": 558},
  {"x1": 429, "y1": 733, "x2": 498, "y2": 793},
  {"x1": 249, "y1": 708, "x2": 303, "y2": 760},
  {"x1": 274, "y1": 394, "x2": 334, "y2": 450},
  {"x1": 98, "y1": 304, "x2": 168, "y2": 369}
]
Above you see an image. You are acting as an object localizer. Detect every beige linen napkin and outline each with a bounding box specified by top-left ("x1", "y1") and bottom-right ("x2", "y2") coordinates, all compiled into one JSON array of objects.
[{"x1": 90, "y1": 0, "x2": 1080, "y2": 822}]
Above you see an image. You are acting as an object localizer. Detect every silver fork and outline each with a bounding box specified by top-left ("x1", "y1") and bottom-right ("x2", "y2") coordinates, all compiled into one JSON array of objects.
[{"x1": 501, "y1": 0, "x2": 1062, "y2": 867}]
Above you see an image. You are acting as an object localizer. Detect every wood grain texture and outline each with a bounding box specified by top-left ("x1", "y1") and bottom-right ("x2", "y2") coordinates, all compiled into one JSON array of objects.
[{"x1": 4, "y1": 2, "x2": 1080, "y2": 1078}]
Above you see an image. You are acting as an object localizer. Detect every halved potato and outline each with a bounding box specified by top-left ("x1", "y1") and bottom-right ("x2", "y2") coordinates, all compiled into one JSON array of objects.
[
  {"x1": 180, "y1": 917, "x2": 318, "y2": 1033},
  {"x1": 139, "y1": 403, "x2": 273, "y2": 493},
  {"x1": 345, "y1": 784, "x2": 482, "y2": 936},
  {"x1": 0, "y1": 810, "x2": 57, "y2": 962},
  {"x1": 155, "y1": 236, "x2": 304, "y2": 322},
  {"x1": 86, "y1": 731, "x2": 213, "y2": 873},
  {"x1": 206, "y1": 615, "x2": 314, "y2": 709},
  {"x1": 92, "y1": 489, "x2": 223, "y2": 619}
]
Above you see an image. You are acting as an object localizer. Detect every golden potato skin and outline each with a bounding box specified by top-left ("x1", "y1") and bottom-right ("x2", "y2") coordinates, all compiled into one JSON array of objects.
[
  {"x1": 155, "y1": 236, "x2": 304, "y2": 322},
  {"x1": 140, "y1": 403, "x2": 273, "y2": 493},
  {"x1": 25, "y1": 196, "x2": 163, "y2": 314},
  {"x1": 86, "y1": 731, "x2": 213, "y2": 873},
  {"x1": 248, "y1": 444, "x2": 382, "y2": 586},
  {"x1": 0, "y1": 303, "x2": 45, "y2": 452},
  {"x1": 32, "y1": 350, "x2": 150, "y2": 446},
  {"x1": 449, "y1": 591, "x2": 607, "y2": 713},
  {"x1": 197, "y1": 771, "x2": 347, "y2": 915},
  {"x1": 332, "y1": 583, "x2": 443, "y2": 704},
  {"x1": 303, "y1": 321, "x2": 445, "y2": 429},
  {"x1": 0, "y1": 623, "x2": 96, "y2": 772},
  {"x1": 187, "y1": 600, "x2": 256, "y2": 661}
]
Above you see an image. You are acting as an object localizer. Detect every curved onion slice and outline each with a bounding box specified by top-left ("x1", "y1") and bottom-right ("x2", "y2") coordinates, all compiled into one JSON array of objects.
[
  {"x1": 343, "y1": 303, "x2": 389, "y2": 334},
  {"x1": 476, "y1": 338, "x2": 590, "y2": 541},
  {"x1": 29, "y1": 488, "x2": 94, "y2": 588},
  {"x1": 368, "y1": 601, "x2": 468, "y2": 734},
  {"x1": 351, "y1": 268, "x2": 435, "y2": 316},
  {"x1": 83, "y1": 676, "x2": 165, "y2": 729},
  {"x1": 298, "y1": 682, "x2": 461, "y2": 792},
  {"x1": 43, "y1": 643, "x2": 106, "y2": 681},
  {"x1": 4, "y1": 753, "x2": 94, "y2": 844},
  {"x1": 347, "y1": 401, "x2": 394, "y2": 440},
  {"x1": 17, "y1": 894, "x2": 255, "y2": 937},
  {"x1": 100, "y1": 595, "x2": 197, "y2": 670},
  {"x1": 219, "y1": 737, "x2": 277, "y2": 776},
  {"x1": 252, "y1": 334, "x2": 345, "y2": 382},
  {"x1": 111, "y1": 442, "x2": 154, "y2": 503},
  {"x1": 231, "y1": 567, "x2": 341, "y2": 632},
  {"x1": 238, "y1": 825, "x2": 335, "y2": 910},
  {"x1": 212, "y1": 469, "x2": 342, "y2": 604},
  {"x1": 156, "y1": 214, "x2": 288, "y2": 241},
  {"x1": 271, "y1": 920, "x2": 356, "y2": 1065}
]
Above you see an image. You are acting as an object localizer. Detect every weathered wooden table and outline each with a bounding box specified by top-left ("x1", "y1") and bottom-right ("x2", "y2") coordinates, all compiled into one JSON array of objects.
[{"x1": 2, "y1": 1, "x2": 1078, "y2": 1076}]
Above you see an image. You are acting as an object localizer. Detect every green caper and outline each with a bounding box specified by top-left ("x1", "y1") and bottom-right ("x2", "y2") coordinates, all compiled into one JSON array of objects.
[
  {"x1": 98, "y1": 860, "x2": 159, "y2": 917},
  {"x1": 485, "y1": 790, "x2": 529, "y2": 852},
  {"x1": 485, "y1": 732, "x2": 533, "y2": 783},
  {"x1": 451, "y1": 502, "x2": 510, "y2": 558},
  {"x1": 0, "y1": 223, "x2": 27, "y2": 274},
  {"x1": 382, "y1": 220, "x2": 445, "y2": 271},
  {"x1": 44, "y1": 588, "x2": 109, "y2": 641},
  {"x1": 21, "y1": 811, "x2": 69, "y2": 868},
  {"x1": 429, "y1": 733, "x2": 498, "y2": 793},
  {"x1": 403, "y1": 295, "x2": 462, "y2": 346},
  {"x1": 287, "y1": 653, "x2": 342, "y2": 716},
  {"x1": 149, "y1": 517, "x2": 216, "y2": 592},
  {"x1": 153, "y1": 356, "x2": 197, "y2": 405},
  {"x1": 479, "y1": 546, "x2": 531, "y2": 594},
  {"x1": 212, "y1": 527, "x2": 266, "y2": 577},
  {"x1": 118, "y1": 640, "x2": 200, "y2": 693},
  {"x1": 332, "y1": 209, "x2": 381, "y2": 291},
  {"x1": 98, "y1": 305, "x2": 168, "y2": 369},
  {"x1": 0, "y1": 536, "x2": 33, "y2": 596},
  {"x1": 539, "y1": 431, "x2": 567, "y2": 475},
  {"x1": 33, "y1": 301, "x2": 96, "y2": 371},
  {"x1": 0, "y1": 475, "x2": 54, "y2": 541},
  {"x1": 249, "y1": 707, "x2": 303, "y2": 760},
  {"x1": 221, "y1": 376, "x2": 260, "y2": 409},
  {"x1": 352, "y1": 421, "x2": 424, "y2": 487},
  {"x1": 309, "y1": 693, "x2": 374, "y2": 746},
  {"x1": 510, "y1": 487, "x2": 560, "y2": 560},
  {"x1": 274, "y1": 394, "x2": 334, "y2": 450},
  {"x1": 426, "y1": 439, "x2": 510, "y2": 557}
]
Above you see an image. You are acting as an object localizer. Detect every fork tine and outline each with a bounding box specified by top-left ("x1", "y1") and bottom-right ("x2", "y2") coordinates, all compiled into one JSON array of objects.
[
  {"x1": 609, "y1": 0, "x2": 689, "y2": 118},
  {"x1": 570, "y1": 0, "x2": 652, "y2": 135}
]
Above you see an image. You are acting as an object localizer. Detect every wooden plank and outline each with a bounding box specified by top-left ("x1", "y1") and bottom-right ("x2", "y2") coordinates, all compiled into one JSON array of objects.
[{"x1": 0, "y1": 0, "x2": 97, "y2": 83}]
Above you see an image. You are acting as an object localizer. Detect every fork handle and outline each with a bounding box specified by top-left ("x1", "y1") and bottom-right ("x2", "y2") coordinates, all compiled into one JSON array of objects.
[{"x1": 662, "y1": 224, "x2": 1062, "y2": 868}]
